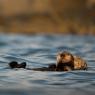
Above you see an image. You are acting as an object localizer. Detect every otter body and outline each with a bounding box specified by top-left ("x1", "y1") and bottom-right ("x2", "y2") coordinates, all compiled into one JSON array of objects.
[
  {"x1": 31, "y1": 64, "x2": 72, "y2": 71},
  {"x1": 8, "y1": 51, "x2": 87, "y2": 71}
]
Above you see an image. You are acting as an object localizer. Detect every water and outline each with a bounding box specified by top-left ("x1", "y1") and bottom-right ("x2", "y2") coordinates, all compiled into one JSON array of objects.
[{"x1": 0, "y1": 34, "x2": 95, "y2": 95}]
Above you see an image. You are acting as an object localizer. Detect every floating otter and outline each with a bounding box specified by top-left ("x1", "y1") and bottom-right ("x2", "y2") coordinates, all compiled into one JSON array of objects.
[
  {"x1": 8, "y1": 51, "x2": 87, "y2": 71},
  {"x1": 56, "y1": 51, "x2": 87, "y2": 70}
]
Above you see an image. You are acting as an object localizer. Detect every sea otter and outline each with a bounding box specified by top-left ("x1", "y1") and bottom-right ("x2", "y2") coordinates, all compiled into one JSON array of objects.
[
  {"x1": 8, "y1": 51, "x2": 87, "y2": 71},
  {"x1": 56, "y1": 51, "x2": 87, "y2": 70}
]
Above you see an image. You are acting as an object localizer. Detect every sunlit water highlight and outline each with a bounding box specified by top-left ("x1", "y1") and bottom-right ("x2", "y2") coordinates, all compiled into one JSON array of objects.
[{"x1": 0, "y1": 34, "x2": 95, "y2": 95}]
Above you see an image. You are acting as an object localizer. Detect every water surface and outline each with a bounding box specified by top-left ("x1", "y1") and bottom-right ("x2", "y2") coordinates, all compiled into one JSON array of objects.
[{"x1": 0, "y1": 34, "x2": 95, "y2": 95}]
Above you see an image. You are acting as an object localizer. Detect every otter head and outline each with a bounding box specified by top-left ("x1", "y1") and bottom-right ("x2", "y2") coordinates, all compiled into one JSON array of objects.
[{"x1": 56, "y1": 51, "x2": 74, "y2": 70}]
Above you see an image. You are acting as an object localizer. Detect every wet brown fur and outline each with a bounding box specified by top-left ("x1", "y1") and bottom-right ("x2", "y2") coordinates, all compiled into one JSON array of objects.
[{"x1": 56, "y1": 51, "x2": 87, "y2": 70}]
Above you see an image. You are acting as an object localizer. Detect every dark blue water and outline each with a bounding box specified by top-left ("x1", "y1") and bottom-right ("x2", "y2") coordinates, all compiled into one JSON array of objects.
[{"x1": 0, "y1": 34, "x2": 95, "y2": 95}]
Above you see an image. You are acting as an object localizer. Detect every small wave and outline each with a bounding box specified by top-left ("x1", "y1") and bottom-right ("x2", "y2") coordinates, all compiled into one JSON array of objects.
[{"x1": 0, "y1": 34, "x2": 95, "y2": 95}]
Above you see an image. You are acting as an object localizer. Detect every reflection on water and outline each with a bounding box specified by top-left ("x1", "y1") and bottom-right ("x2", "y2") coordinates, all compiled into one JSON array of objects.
[{"x1": 0, "y1": 34, "x2": 95, "y2": 95}]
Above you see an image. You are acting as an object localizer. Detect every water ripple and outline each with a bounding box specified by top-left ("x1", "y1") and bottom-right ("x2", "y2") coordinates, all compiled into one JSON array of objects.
[{"x1": 0, "y1": 34, "x2": 95, "y2": 95}]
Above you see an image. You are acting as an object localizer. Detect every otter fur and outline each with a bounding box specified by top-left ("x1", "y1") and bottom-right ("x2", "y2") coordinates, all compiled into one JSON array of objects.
[{"x1": 56, "y1": 51, "x2": 87, "y2": 70}]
